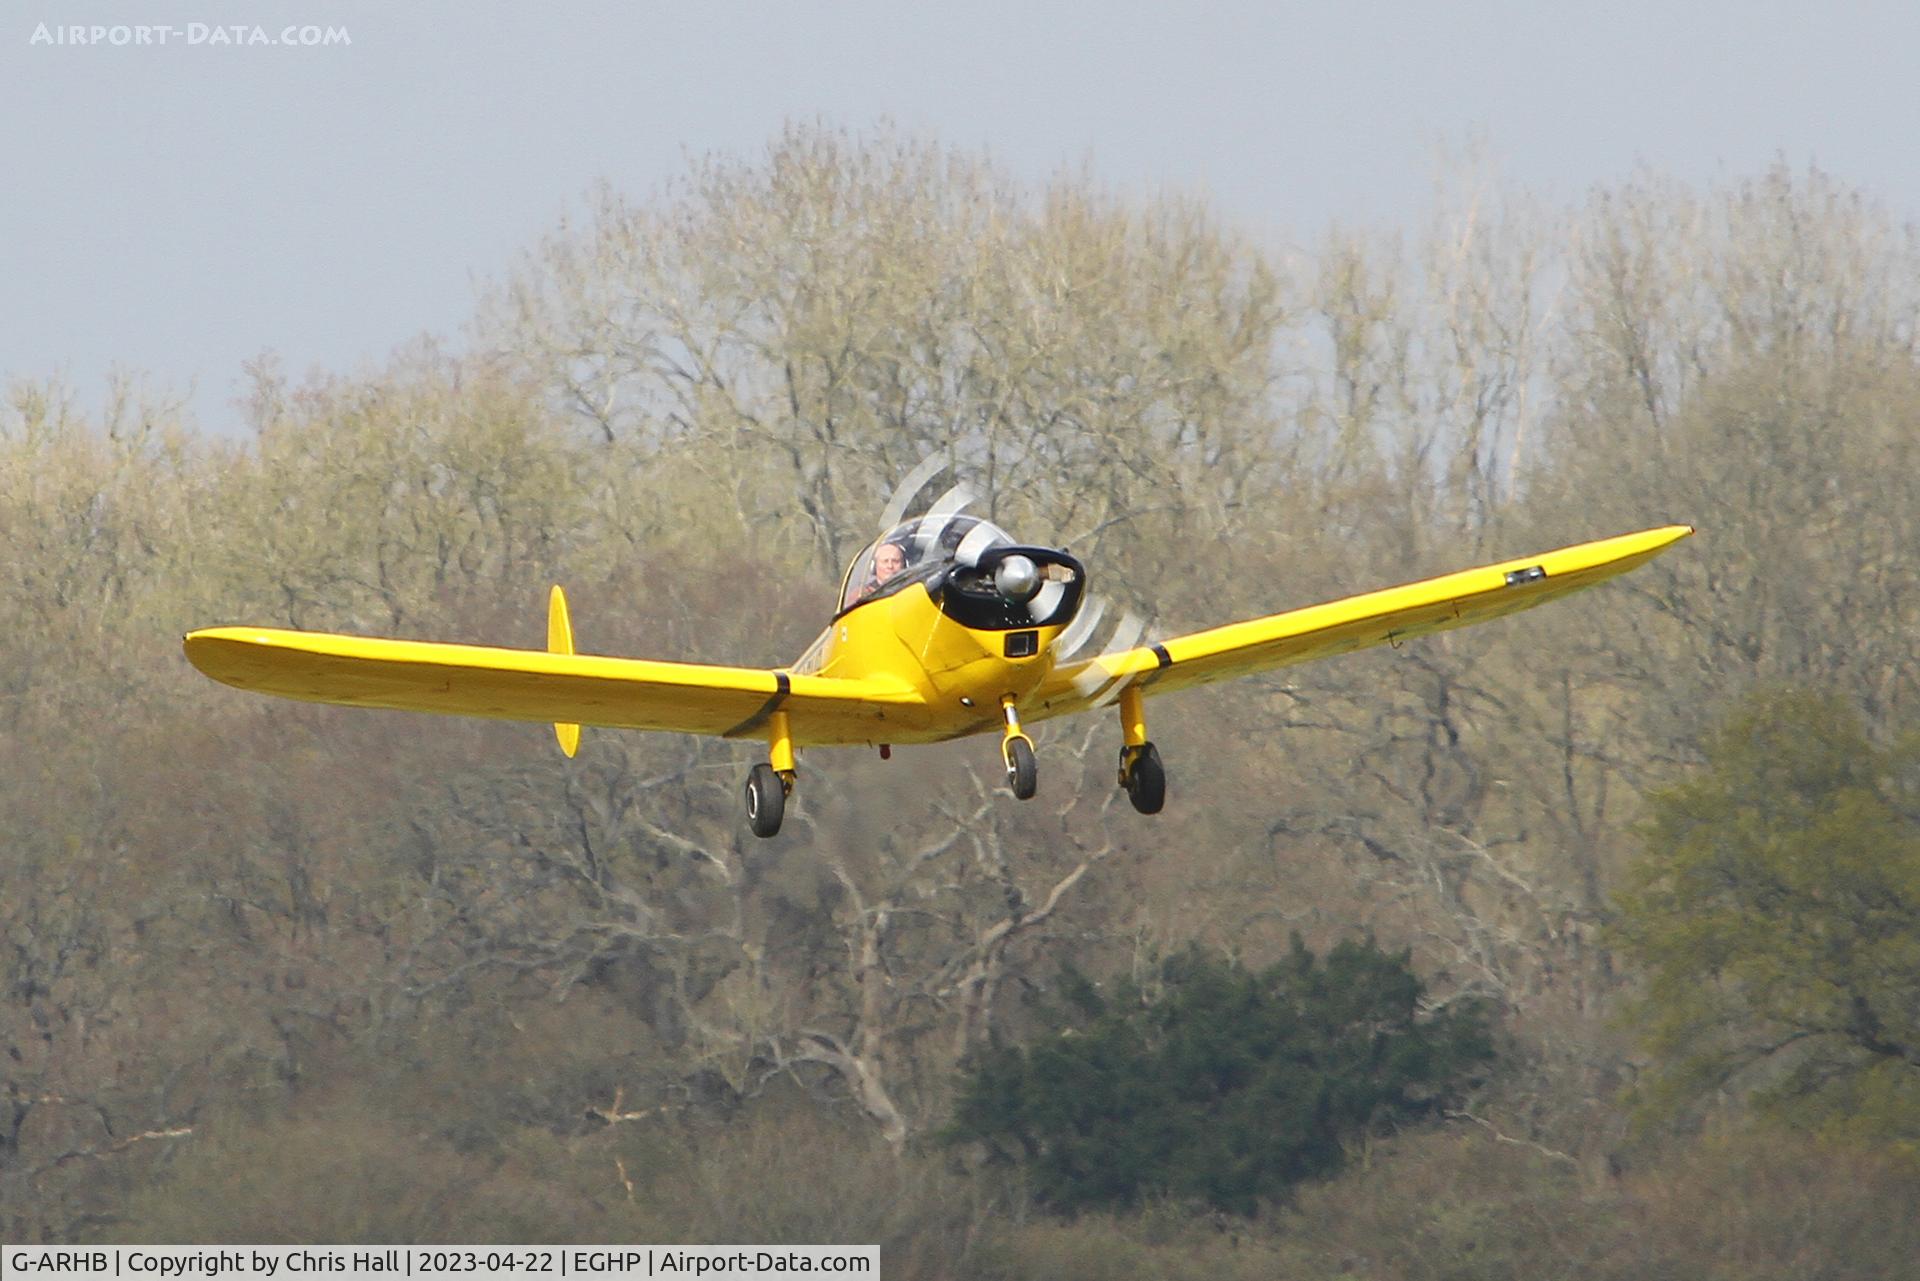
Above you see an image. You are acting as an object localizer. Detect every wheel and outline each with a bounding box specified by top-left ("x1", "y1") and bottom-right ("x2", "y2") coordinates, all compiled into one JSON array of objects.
[
  {"x1": 1005, "y1": 737, "x2": 1038, "y2": 800},
  {"x1": 745, "y1": 763, "x2": 786, "y2": 837},
  {"x1": 1123, "y1": 742, "x2": 1165, "y2": 815}
]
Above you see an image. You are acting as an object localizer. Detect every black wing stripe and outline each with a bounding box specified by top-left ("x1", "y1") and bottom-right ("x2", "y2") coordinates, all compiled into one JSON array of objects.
[{"x1": 722, "y1": 671, "x2": 792, "y2": 738}]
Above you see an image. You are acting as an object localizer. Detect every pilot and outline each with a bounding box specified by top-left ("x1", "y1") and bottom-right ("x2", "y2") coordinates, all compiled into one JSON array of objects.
[{"x1": 860, "y1": 542, "x2": 908, "y2": 599}]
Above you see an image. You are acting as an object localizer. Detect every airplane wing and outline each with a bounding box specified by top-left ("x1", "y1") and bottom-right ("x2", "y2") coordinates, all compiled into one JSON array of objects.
[
  {"x1": 183, "y1": 627, "x2": 926, "y2": 745},
  {"x1": 1026, "y1": 524, "x2": 1694, "y2": 721}
]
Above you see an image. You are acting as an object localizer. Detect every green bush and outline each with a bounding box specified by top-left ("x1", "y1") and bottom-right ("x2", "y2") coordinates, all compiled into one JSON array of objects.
[
  {"x1": 1613, "y1": 687, "x2": 1920, "y2": 1147},
  {"x1": 945, "y1": 939, "x2": 1492, "y2": 1214}
]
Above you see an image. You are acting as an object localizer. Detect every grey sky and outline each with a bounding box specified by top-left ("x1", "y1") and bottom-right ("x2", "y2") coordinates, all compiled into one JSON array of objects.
[{"x1": 5, "y1": 0, "x2": 1917, "y2": 436}]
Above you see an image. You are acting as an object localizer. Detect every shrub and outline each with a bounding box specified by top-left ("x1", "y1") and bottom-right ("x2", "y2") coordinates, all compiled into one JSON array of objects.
[{"x1": 945, "y1": 939, "x2": 1492, "y2": 1214}]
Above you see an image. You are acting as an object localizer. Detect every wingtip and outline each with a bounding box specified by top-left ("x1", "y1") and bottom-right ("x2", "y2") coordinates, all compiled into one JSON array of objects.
[
  {"x1": 181, "y1": 627, "x2": 249, "y2": 684},
  {"x1": 182, "y1": 626, "x2": 228, "y2": 660}
]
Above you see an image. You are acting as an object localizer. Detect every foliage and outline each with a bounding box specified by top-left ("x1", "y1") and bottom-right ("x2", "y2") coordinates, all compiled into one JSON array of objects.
[
  {"x1": 110, "y1": 1092, "x2": 983, "y2": 1255},
  {"x1": 1613, "y1": 688, "x2": 1920, "y2": 1143},
  {"x1": 487, "y1": 124, "x2": 1290, "y2": 581},
  {"x1": 944, "y1": 940, "x2": 1492, "y2": 1214},
  {"x1": 1272, "y1": 1127, "x2": 1920, "y2": 1281}
]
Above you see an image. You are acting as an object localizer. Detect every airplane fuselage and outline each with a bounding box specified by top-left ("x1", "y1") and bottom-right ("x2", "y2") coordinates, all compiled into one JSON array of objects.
[{"x1": 794, "y1": 580, "x2": 1073, "y2": 743}]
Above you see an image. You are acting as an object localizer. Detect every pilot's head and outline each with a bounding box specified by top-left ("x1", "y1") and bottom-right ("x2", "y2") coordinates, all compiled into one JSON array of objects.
[{"x1": 874, "y1": 543, "x2": 907, "y2": 583}]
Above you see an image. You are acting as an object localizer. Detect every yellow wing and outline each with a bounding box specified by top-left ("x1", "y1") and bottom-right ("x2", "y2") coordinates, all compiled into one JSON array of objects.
[
  {"x1": 1027, "y1": 524, "x2": 1694, "y2": 720},
  {"x1": 183, "y1": 627, "x2": 926, "y2": 745}
]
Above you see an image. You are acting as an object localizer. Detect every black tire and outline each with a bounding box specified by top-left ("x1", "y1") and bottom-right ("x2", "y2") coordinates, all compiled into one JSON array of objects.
[
  {"x1": 746, "y1": 764, "x2": 786, "y2": 838},
  {"x1": 1006, "y1": 737, "x2": 1038, "y2": 800},
  {"x1": 1124, "y1": 742, "x2": 1166, "y2": 815}
]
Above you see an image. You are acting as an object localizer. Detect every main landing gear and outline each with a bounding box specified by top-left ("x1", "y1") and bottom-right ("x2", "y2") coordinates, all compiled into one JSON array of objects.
[
  {"x1": 745, "y1": 763, "x2": 789, "y2": 838},
  {"x1": 1116, "y1": 685, "x2": 1166, "y2": 815},
  {"x1": 990, "y1": 688, "x2": 1166, "y2": 814},
  {"x1": 745, "y1": 709, "x2": 798, "y2": 838}
]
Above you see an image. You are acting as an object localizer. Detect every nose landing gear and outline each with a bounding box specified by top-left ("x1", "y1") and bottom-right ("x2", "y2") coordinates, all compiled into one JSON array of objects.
[
  {"x1": 1115, "y1": 684, "x2": 1166, "y2": 815},
  {"x1": 1001, "y1": 695, "x2": 1038, "y2": 799}
]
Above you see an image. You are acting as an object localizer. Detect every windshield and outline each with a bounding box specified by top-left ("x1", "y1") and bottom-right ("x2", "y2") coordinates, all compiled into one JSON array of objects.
[{"x1": 839, "y1": 514, "x2": 1016, "y2": 611}]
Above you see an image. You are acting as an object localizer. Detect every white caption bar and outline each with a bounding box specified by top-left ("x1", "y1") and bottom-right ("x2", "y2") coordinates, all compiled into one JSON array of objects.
[{"x1": 1, "y1": 1247, "x2": 879, "y2": 1280}]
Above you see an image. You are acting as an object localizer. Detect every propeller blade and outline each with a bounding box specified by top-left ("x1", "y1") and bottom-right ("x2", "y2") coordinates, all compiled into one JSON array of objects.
[
  {"x1": 912, "y1": 482, "x2": 978, "y2": 558},
  {"x1": 1026, "y1": 579, "x2": 1066, "y2": 622},
  {"x1": 1054, "y1": 593, "x2": 1108, "y2": 658},
  {"x1": 953, "y1": 522, "x2": 1003, "y2": 568},
  {"x1": 877, "y1": 451, "x2": 952, "y2": 535},
  {"x1": 1072, "y1": 609, "x2": 1147, "y2": 704}
]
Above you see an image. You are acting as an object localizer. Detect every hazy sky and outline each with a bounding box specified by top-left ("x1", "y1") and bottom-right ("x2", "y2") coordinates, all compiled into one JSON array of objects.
[{"x1": 5, "y1": 0, "x2": 1917, "y2": 435}]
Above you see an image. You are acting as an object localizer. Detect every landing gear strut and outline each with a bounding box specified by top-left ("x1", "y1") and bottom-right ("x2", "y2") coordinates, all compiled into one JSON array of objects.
[
  {"x1": 1116, "y1": 685, "x2": 1166, "y2": 815},
  {"x1": 745, "y1": 709, "x2": 798, "y2": 838},
  {"x1": 1001, "y1": 696, "x2": 1038, "y2": 799}
]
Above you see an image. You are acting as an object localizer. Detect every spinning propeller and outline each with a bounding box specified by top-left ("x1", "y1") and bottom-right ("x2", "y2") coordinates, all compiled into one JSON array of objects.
[{"x1": 872, "y1": 455, "x2": 1152, "y2": 690}]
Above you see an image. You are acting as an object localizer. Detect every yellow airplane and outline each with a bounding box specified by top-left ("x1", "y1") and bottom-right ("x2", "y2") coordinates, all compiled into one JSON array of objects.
[{"x1": 185, "y1": 516, "x2": 1693, "y2": 837}]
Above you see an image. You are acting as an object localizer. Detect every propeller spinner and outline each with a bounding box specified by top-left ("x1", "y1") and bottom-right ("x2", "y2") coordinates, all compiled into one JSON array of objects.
[{"x1": 993, "y1": 554, "x2": 1041, "y2": 601}]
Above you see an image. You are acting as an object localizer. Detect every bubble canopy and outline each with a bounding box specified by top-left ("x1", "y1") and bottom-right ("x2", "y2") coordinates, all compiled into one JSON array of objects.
[{"x1": 838, "y1": 514, "x2": 1086, "y2": 631}]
